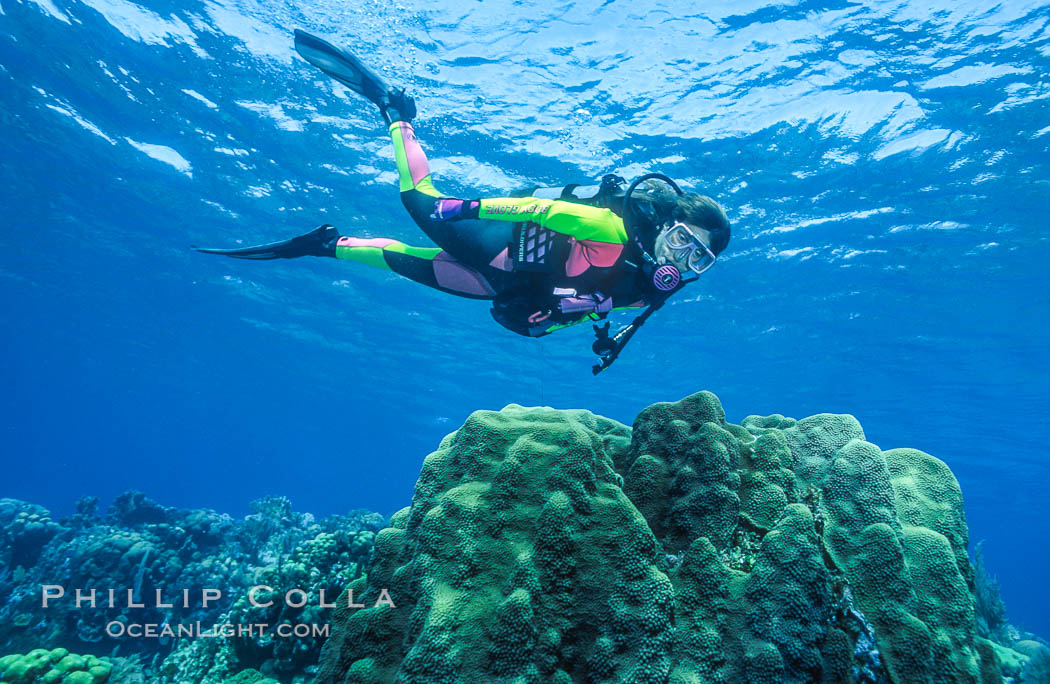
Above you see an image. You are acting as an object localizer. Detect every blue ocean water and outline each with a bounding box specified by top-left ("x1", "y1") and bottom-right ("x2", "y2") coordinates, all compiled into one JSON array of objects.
[{"x1": 2, "y1": 0, "x2": 1048, "y2": 640}]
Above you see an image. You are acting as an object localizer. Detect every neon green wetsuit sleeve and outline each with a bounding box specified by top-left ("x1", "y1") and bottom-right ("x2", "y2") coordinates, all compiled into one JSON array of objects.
[{"x1": 478, "y1": 198, "x2": 628, "y2": 244}]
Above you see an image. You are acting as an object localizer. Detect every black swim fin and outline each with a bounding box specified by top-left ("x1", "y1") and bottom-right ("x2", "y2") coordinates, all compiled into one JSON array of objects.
[
  {"x1": 293, "y1": 29, "x2": 416, "y2": 123},
  {"x1": 193, "y1": 225, "x2": 339, "y2": 260}
]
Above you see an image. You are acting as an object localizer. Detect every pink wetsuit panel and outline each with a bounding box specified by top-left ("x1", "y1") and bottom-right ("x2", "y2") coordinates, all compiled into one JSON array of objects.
[
  {"x1": 489, "y1": 247, "x2": 512, "y2": 272},
  {"x1": 398, "y1": 122, "x2": 431, "y2": 187},
  {"x1": 434, "y1": 252, "x2": 496, "y2": 296},
  {"x1": 565, "y1": 240, "x2": 624, "y2": 277}
]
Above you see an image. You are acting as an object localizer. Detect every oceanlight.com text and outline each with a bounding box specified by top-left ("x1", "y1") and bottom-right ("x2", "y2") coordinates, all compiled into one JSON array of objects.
[{"x1": 105, "y1": 621, "x2": 331, "y2": 639}]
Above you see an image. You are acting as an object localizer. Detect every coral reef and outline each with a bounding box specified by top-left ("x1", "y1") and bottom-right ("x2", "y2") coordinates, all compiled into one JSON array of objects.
[
  {"x1": 223, "y1": 529, "x2": 371, "y2": 679},
  {"x1": 0, "y1": 648, "x2": 112, "y2": 683},
  {"x1": 1021, "y1": 645, "x2": 1050, "y2": 683},
  {"x1": 974, "y1": 540, "x2": 1011, "y2": 644},
  {"x1": 0, "y1": 502, "x2": 64, "y2": 569},
  {"x1": 4, "y1": 390, "x2": 1046, "y2": 684},
  {"x1": 224, "y1": 670, "x2": 280, "y2": 684},
  {"x1": 316, "y1": 391, "x2": 1038, "y2": 683},
  {"x1": 970, "y1": 540, "x2": 1050, "y2": 683},
  {"x1": 0, "y1": 495, "x2": 382, "y2": 683}
]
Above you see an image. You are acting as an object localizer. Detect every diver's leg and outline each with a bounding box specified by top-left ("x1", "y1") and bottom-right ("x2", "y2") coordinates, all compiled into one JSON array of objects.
[
  {"x1": 335, "y1": 237, "x2": 500, "y2": 300},
  {"x1": 387, "y1": 121, "x2": 513, "y2": 271},
  {"x1": 293, "y1": 31, "x2": 510, "y2": 266}
]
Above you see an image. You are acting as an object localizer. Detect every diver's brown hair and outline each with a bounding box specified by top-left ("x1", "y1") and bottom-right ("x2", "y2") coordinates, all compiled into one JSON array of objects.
[{"x1": 637, "y1": 180, "x2": 731, "y2": 255}]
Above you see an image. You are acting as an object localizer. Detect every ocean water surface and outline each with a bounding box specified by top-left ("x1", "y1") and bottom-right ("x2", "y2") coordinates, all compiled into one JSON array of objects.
[{"x1": 2, "y1": 0, "x2": 1048, "y2": 637}]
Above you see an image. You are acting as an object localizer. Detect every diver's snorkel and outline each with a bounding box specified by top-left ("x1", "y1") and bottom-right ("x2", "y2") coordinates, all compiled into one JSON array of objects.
[{"x1": 592, "y1": 173, "x2": 688, "y2": 375}]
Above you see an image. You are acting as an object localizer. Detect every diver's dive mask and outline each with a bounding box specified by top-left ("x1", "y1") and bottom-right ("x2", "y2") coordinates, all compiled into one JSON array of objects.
[
  {"x1": 591, "y1": 172, "x2": 716, "y2": 375},
  {"x1": 654, "y1": 221, "x2": 717, "y2": 276}
]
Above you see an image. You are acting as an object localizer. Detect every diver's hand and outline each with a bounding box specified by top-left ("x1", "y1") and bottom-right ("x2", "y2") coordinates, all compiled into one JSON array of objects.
[{"x1": 592, "y1": 323, "x2": 617, "y2": 358}]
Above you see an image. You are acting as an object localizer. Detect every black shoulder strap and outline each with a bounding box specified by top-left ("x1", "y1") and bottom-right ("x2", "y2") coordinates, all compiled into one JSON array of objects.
[{"x1": 559, "y1": 183, "x2": 580, "y2": 199}]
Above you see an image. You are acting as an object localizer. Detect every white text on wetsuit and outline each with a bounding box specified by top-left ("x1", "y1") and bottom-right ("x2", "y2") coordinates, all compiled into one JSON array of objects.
[{"x1": 485, "y1": 204, "x2": 551, "y2": 215}]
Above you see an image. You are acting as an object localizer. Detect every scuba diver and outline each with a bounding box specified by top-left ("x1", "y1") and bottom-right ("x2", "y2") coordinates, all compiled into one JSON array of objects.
[{"x1": 195, "y1": 30, "x2": 731, "y2": 374}]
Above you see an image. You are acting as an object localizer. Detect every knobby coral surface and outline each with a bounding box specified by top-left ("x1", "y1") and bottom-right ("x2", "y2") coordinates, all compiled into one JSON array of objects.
[{"x1": 316, "y1": 391, "x2": 1013, "y2": 684}]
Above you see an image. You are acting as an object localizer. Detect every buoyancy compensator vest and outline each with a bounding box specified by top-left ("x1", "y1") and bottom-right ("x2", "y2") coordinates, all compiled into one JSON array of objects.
[
  {"x1": 490, "y1": 175, "x2": 634, "y2": 337},
  {"x1": 492, "y1": 173, "x2": 697, "y2": 375}
]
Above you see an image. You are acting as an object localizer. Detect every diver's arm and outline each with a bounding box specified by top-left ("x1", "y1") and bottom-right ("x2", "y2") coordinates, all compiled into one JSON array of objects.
[{"x1": 475, "y1": 197, "x2": 628, "y2": 245}]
